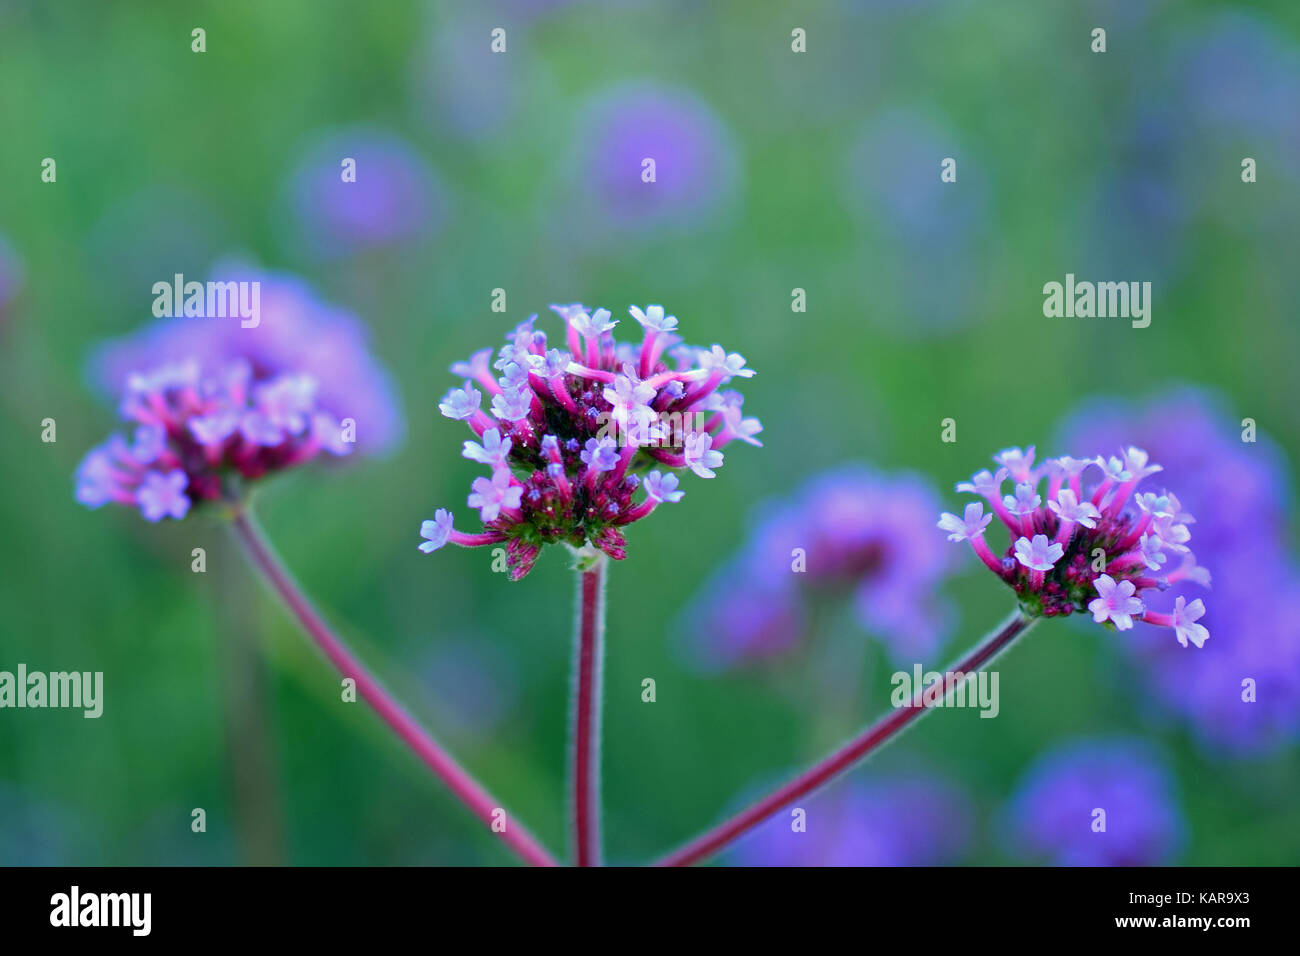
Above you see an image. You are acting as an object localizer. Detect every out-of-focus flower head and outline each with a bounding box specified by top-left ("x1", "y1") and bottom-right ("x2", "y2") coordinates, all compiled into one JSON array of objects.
[
  {"x1": 730, "y1": 769, "x2": 971, "y2": 866},
  {"x1": 1061, "y1": 388, "x2": 1300, "y2": 756},
  {"x1": 0, "y1": 233, "x2": 25, "y2": 319},
  {"x1": 76, "y1": 266, "x2": 402, "y2": 521},
  {"x1": 421, "y1": 638, "x2": 519, "y2": 738},
  {"x1": 682, "y1": 465, "x2": 952, "y2": 671},
  {"x1": 1078, "y1": 10, "x2": 1299, "y2": 287},
  {"x1": 1169, "y1": 11, "x2": 1300, "y2": 153},
  {"x1": 564, "y1": 83, "x2": 740, "y2": 236},
  {"x1": 418, "y1": 304, "x2": 759, "y2": 580},
  {"x1": 91, "y1": 263, "x2": 404, "y2": 454},
  {"x1": 843, "y1": 108, "x2": 989, "y2": 335},
  {"x1": 1003, "y1": 738, "x2": 1184, "y2": 866},
  {"x1": 281, "y1": 126, "x2": 444, "y2": 260},
  {"x1": 0, "y1": 784, "x2": 91, "y2": 865},
  {"x1": 939, "y1": 445, "x2": 1211, "y2": 647}
]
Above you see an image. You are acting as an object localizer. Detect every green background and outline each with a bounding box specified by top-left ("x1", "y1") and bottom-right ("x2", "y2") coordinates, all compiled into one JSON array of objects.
[{"x1": 1, "y1": 0, "x2": 1297, "y2": 865}]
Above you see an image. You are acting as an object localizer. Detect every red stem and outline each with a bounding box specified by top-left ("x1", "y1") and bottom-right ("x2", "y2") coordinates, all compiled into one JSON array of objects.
[
  {"x1": 654, "y1": 610, "x2": 1036, "y2": 867},
  {"x1": 570, "y1": 558, "x2": 606, "y2": 866},
  {"x1": 230, "y1": 507, "x2": 558, "y2": 867}
]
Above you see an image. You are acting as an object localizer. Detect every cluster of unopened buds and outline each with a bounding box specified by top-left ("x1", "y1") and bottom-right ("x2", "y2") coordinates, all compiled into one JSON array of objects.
[
  {"x1": 939, "y1": 446, "x2": 1210, "y2": 647},
  {"x1": 75, "y1": 357, "x2": 353, "y2": 521},
  {"x1": 420, "y1": 303, "x2": 761, "y2": 579}
]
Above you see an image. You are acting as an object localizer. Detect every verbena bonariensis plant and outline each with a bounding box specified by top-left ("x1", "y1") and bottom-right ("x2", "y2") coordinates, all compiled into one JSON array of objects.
[
  {"x1": 75, "y1": 272, "x2": 558, "y2": 866},
  {"x1": 419, "y1": 303, "x2": 761, "y2": 864},
  {"x1": 651, "y1": 445, "x2": 1210, "y2": 867},
  {"x1": 76, "y1": 285, "x2": 1215, "y2": 868}
]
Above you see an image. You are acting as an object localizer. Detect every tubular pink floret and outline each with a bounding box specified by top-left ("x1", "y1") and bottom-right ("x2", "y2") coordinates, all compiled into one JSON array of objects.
[
  {"x1": 970, "y1": 535, "x2": 1004, "y2": 575},
  {"x1": 452, "y1": 530, "x2": 510, "y2": 547},
  {"x1": 467, "y1": 410, "x2": 495, "y2": 436}
]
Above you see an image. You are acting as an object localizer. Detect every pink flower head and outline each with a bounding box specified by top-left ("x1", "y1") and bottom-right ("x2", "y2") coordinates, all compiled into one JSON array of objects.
[
  {"x1": 417, "y1": 303, "x2": 759, "y2": 579},
  {"x1": 90, "y1": 265, "x2": 403, "y2": 454},
  {"x1": 76, "y1": 354, "x2": 362, "y2": 522},
  {"x1": 941, "y1": 446, "x2": 1210, "y2": 645}
]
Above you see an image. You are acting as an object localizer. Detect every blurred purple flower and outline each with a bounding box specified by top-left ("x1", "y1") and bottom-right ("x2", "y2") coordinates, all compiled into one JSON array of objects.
[
  {"x1": 843, "y1": 108, "x2": 989, "y2": 334},
  {"x1": 91, "y1": 263, "x2": 404, "y2": 455},
  {"x1": 681, "y1": 465, "x2": 952, "y2": 671},
  {"x1": 0, "y1": 232, "x2": 23, "y2": 317},
  {"x1": 412, "y1": 8, "x2": 525, "y2": 142},
  {"x1": 730, "y1": 769, "x2": 970, "y2": 866},
  {"x1": 421, "y1": 639, "x2": 519, "y2": 737},
  {"x1": 1004, "y1": 738, "x2": 1183, "y2": 866},
  {"x1": 1061, "y1": 388, "x2": 1300, "y2": 756},
  {"x1": 843, "y1": 0, "x2": 968, "y2": 13},
  {"x1": 281, "y1": 127, "x2": 444, "y2": 260},
  {"x1": 1076, "y1": 130, "x2": 1190, "y2": 284},
  {"x1": 1169, "y1": 12, "x2": 1300, "y2": 149},
  {"x1": 1078, "y1": 0, "x2": 1171, "y2": 28},
  {"x1": 0, "y1": 785, "x2": 90, "y2": 865},
  {"x1": 1080, "y1": 11, "x2": 1300, "y2": 284},
  {"x1": 564, "y1": 83, "x2": 740, "y2": 235}
]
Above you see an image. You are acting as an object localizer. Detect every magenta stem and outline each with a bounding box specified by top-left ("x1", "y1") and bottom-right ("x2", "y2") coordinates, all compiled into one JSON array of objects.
[
  {"x1": 654, "y1": 609, "x2": 1037, "y2": 867},
  {"x1": 230, "y1": 506, "x2": 559, "y2": 867},
  {"x1": 569, "y1": 556, "x2": 606, "y2": 866}
]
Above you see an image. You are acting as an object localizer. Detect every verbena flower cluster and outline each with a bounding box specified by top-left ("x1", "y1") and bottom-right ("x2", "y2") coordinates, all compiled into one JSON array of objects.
[
  {"x1": 940, "y1": 446, "x2": 1210, "y2": 647},
  {"x1": 75, "y1": 267, "x2": 401, "y2": 521},
  {"x1": 419, "y1": 304, "x2": 760, "y2": 579},
  {"x1": 1063, "y1": 390, "x2": 1300, "y2": 755},
  {"x1": 91, "y1": 266, "x2": 403, "y2": 453},
  {"x1": 76, "y1": 359, "x2": 354, "y2": 521}
]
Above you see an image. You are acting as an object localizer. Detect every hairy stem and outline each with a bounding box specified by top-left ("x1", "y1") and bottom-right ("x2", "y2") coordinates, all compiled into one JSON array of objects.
[
  {"x1": 569, "y1": 551, "x2": 607, "y2": 866},
  {"x1": 230, "y1": 505, "x2": 558, "y2": 867},
  {"x1": 655, "y1": 609, "x2": 1037, "y2": 867},
  {"x1": 213, "y1": 536, "x2": 284, "y2": 864}
]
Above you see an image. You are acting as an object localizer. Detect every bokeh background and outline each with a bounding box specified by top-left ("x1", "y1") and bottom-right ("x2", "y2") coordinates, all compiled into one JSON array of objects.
[{"x1": 1, "y1": 0, "x2": 1298, "y2": 865}]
